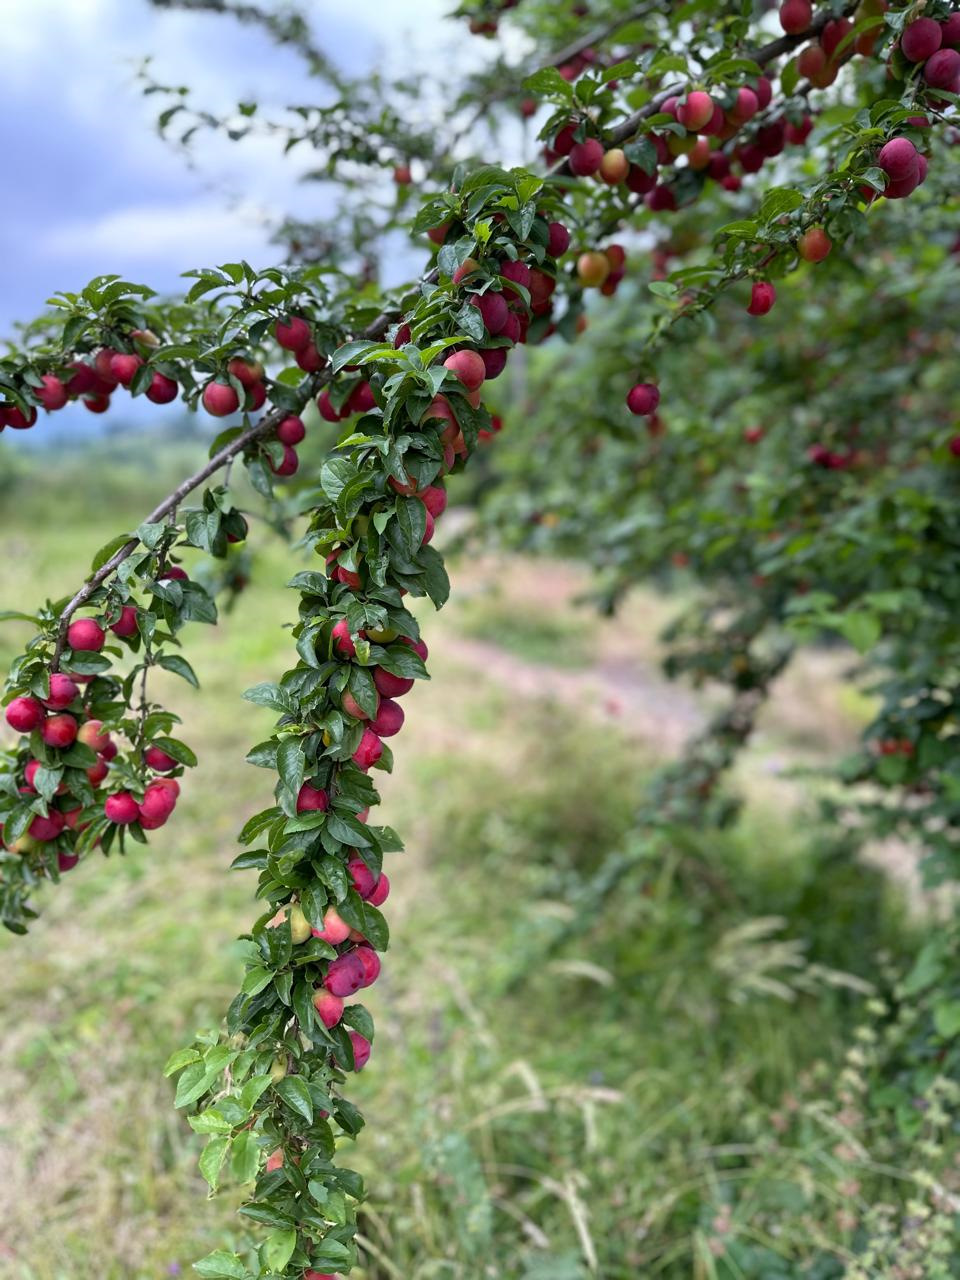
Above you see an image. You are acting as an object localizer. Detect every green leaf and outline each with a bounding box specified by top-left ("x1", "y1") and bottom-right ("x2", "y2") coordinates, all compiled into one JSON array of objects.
[
  {"x1": 292, "y1": 978, "x2": 317, "y2": 1037},
  {"x1": 331, "y1": 340, "x2": 382, "y2": 373},
  {"x1": 242, "y1": 683, "x2": 292, "y2": 712},
  {"x1": 274, "y1": 969, "x2": 293, "y2": 1006},
  {"x1": 242, "y1": 966, "x2": 275, "y2": 995},
  {"x1": 193, "y1": 1251, "x2": 248, "y2": 1279},
  {"x1": 231, "y1": 1128, "x2": 261, "y2": 1184},
  {"x1": 417, "y1": 545, "x2": 450, "y2": 609},
  {"x1": 759, "y1": 187, "x2": 805, "y2": 222},
  {"x1": 347, "y1": 665, "x2": 379, "y2": 719},
  {"x1": 188, "y1": 1108, "x2": 234, "y2": 1135},
  {"x1": 901, "y1": 941, "x2": 945, "y2": 996},
  {"x1": 175, "y1": 1061, "x2": 212, "y2": 1108},
  {"x1": 309, "y1": 1238, "x2": 352, "y2": 1268},
  {"x1": 91, "y1": 533, "x2": 133, "y2": 572},
  {"x1": 0, "y1": 610, "x2": 41, "y2": 624},
  {"x1": 239, "y1": 1074, "x2": 273, "y2": 1112},
  {"x1": 137, "y1": 521, "x2": 168, "y2": 550},
  {"x1": 373, "y1": 643, "x2": 428, "y2": 681},
  {"x1": 262, "y1": 1228, "x2": 297, "y2": 1272},
  {"x1": 273, "y1": 1074, "x2": 313, "y2": 1125},
  {"x1": 933, "y1": 1000, "x2": 960, "y2": 1038},
  {"x1": 152, "y1": 735, "x2": 198, "y2": 767},
  {"x1": 394, "y1": 498, "x2": 427, "y2": 557},
  {"x1": 359, "y1": 903, "x2": 389, "y2": 951},
  {"x1": 164, "y1": 1046, "x2": 201, "y2": 1077},
  {"x1": 277, "y1": 738, "x2": 305, "y2": 796},
  {"x1": 342, "y1": 1002, "x2": 374, "y2": 1041},
  {"x1": 455, "y1": 302, "x2": 485, "y2": 344},
  {"x1": 623, "y1": 137, "x2": 657, "y2": 175},
  {"x1": 156, "y1": 654, "x2": 200, "y2": 688},
  {"x1": 838, "y1": 612, "x2": 881, "y2": 654},
  {"x1": 522, "y1": 66, "x2": 575, "y2": 99},
  {"x1": 34, "y1": 766, "x2": 63, "y2": 803},
  {"x1": 246, "y1": 740, "x2": 279, "y2": 769},
  {"x1": 319, "y1": 457, "x2": 355, "y2": 503},
  {"x1": 716, "y1": 219, "x2": 759, "y2": 240}
]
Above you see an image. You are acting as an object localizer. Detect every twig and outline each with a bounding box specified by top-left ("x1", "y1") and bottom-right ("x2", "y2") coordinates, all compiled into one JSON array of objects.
[
  {"x1": 50, "y1": 387, "x2": 318, "y2": 667},
  {"x1": 554, "y1": 1, "x2": 857, "y2": 173},
  {"x1": 546, "y1": 3, "x2": 656, "y2": 70}
]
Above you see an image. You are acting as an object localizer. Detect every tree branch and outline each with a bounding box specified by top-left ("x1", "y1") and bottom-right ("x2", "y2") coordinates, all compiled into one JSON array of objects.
[
  {"x1": 577, "y1": 3, "x2": 857, "y2": 159},
  {"x1": 51, "y1": 354, "x2": 366, "y2": 666},
  {"x1": 43, "y1": 2, "x2": 855, "y2": 668},
  {"x1": 545, "y1": 3, "x2": 656, "y2": 70},
  {"x1": 51, "y1": 401, "x2": 291, "y2": 669}
]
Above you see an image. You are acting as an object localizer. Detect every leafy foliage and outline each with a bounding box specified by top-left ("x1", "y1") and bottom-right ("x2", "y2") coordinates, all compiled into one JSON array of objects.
[{"x1": 3, "y1": 0, "x2": 960, "y2": 1275}]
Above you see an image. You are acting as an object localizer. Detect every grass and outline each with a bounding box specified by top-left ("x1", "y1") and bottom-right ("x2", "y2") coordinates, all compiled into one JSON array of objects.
[{"x1": 0, "y1": 448, "x2": 924, "y2": 1279}]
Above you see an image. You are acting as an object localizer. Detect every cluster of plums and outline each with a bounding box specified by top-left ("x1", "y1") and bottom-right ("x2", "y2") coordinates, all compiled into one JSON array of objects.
[
  {"x1": 2, "y1": 613, "x2": 192, "y2": 863},
  {"x1": 256, "y1": 225, "x2": 560, "y2": 1272},
  {"x1": 0, "y1": 313, "x2": 325, "y2": 486},
  {"x1": 538, "y1": 0, "x2": 956, "y2": 222},
  {"x1": 545, "y1": 75, "x2": 815, "y2": 212},
  {"x1": 781, "y1": 5, "x2": 960, "y2": 95},
  {"x1": 262, "y1": 226, "x2": 564, "y2": 1097},
  {"x1": 0, "y1": 334, "x2": 183, "y2": 428}
]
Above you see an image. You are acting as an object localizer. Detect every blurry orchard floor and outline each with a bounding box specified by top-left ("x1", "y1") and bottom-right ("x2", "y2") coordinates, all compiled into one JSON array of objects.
[{"x1": 0, "y1": 448, "x2": 916, "y2": 1279}]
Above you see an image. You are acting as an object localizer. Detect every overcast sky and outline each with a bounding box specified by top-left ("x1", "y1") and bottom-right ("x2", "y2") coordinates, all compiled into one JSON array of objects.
[
  {"x1": 0, "y1": 0, "x2": 488, "y2": 335},
  {"x1": 0, "y1": 0, "x2": 544, "y2": 447}
]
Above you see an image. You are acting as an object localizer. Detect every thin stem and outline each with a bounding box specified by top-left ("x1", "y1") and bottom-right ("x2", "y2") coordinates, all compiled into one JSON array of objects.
[
  {"x1": 545, "y1": 3, "x2": 656, "y2": 70},
  {"x1": 48, "y1": 306, "x2": 398, "y2": 669}
]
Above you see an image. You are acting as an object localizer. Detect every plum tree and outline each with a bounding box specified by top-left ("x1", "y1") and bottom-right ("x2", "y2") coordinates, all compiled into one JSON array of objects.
[{"x1": 1, "y1": 0, "x2": 959, "y2": 1276}]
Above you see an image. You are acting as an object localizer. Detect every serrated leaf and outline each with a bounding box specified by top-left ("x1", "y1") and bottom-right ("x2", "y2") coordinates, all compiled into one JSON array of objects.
[
  {"x1": 152, "y1": 735, "x2": 198, "y2": 766},
  {"x1": 231, "y1": 1128, "x2": 260, "y2": 1184},
  {"x1": 242, "y1": 683, "x2": 292, "y2": 712},
  {"x1": 91, "y1": 533, "x2": 134, "y2": 572},
  {"x1": 164, "y1": 1046, "x2": 202, "y2": 1077},
  {"x1": 175, "y1": 1061, "x2": 211, "y2": 1108},
  {"x1": 242, "y1": 966, "x2": 275, "y2": 995}
]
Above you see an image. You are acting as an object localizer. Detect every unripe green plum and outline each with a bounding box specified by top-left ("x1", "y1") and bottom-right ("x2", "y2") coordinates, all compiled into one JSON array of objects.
[{"x1": 289, "y1": 904, "x2": 311, "y2": 943}]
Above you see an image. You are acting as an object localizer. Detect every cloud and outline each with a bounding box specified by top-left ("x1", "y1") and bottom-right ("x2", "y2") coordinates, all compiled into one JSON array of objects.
[
  {"x1": 0, "y1": 0, "x2": 525, "y2": 330},
  {"x1": 39, "y1": 197, "x2": 280, "y2": 267}
]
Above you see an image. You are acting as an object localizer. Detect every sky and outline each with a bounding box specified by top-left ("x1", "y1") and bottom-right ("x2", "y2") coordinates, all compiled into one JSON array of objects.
[
  {"x1": 0, "y1": 0, "x2": 470, "y2": 332},
  {"x1": 0, "y1": 0, "x2": 496, "y2": 333},
  {"x1": 0, "y1": 0, "x2": 535, "y2": 447}
]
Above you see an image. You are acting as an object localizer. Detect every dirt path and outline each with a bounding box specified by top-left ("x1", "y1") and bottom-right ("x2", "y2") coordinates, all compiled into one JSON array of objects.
[
  {"x1": 449, "y1": 634, "x2": 705, "y2": 754},
  {"x1": 429, "y1": 548, "x2": 930, "y2": 912}
]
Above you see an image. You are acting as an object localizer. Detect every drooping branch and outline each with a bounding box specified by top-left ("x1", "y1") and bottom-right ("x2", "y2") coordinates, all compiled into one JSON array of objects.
[{"x1": 46, "y1": 294, "x2": 415, "y2": 668}]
